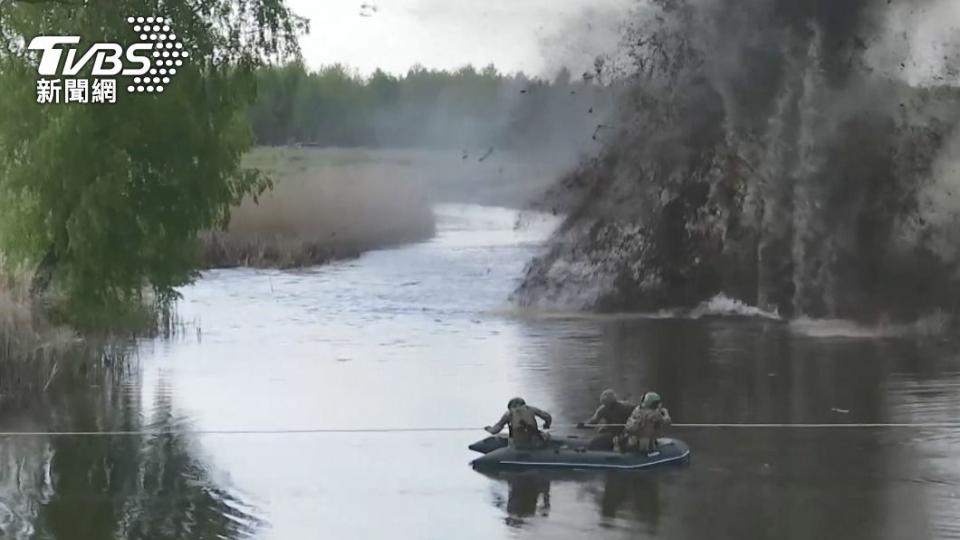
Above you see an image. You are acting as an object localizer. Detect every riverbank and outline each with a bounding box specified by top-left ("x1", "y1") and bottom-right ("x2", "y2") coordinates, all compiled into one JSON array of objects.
[
  {"x1": 198, "y1": 147, "x2": 437, "y2": 269},
  {"x1": 0, "y1": 265, "x2": 86, "y2": 399},
  {"x1": 198, "y1": 146, "x2": 564, "y2": 269},
  {"x1": 0, "y1": 264, "x2": 75, "y2": 349},
  {"x1": 3, "y1": 145, "x2": 560, "y2": 352}
]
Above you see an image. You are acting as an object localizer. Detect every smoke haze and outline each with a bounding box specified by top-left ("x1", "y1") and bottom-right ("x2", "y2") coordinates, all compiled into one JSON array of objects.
[{"x1": 516, "y1": 0, "x2": 960, "y2": 322}]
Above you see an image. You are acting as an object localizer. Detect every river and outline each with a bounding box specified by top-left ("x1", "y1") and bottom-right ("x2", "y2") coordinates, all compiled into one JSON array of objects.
[{"x1": 1, "y1": 204, "x2": 959, "y2": 539}]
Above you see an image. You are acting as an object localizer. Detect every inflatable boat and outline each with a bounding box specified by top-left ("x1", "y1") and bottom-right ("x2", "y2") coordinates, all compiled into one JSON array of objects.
[
  {"x1": 469, "y1": 433, "x2": 588, "y2": 454},
  {"x1": 469, "y1": 434, "x2": 691, "y2": 471}
]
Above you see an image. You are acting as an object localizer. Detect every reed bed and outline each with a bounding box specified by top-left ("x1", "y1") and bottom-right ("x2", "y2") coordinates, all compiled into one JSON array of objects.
[{"x1": 198, "y1": 147, "x2": 436, "y2": 268}]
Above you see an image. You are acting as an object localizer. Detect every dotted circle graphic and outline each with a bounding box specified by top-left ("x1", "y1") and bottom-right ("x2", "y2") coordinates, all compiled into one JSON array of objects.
[{"x1": 127, "y1": 16, "x2": 188, "y2": 94}]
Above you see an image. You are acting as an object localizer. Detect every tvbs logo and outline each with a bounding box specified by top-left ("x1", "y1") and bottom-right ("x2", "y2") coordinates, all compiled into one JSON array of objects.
[{"x1": 29, "y1": 17, "x2": 189, "y2": 104}]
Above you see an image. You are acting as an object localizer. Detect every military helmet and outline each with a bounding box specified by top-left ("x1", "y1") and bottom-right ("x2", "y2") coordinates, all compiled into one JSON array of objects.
[
  {"x1": 507, "y1": 397, "x2": 526, "y2": 409},
  {"x1": 641, "y1": 391, "x2": 662, "y2": 408}
]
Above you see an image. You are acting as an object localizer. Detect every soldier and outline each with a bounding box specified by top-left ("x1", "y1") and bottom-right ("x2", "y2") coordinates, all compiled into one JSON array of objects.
[
  {"x1": 485, "y1": 397, "x2": 553, "y2": 449},
  {"x1": 617, "y1": 391, "x2": 671, "y2": 453},
  {"x1": 577, "y1": 389, "x2": 636, "y2": 450}
]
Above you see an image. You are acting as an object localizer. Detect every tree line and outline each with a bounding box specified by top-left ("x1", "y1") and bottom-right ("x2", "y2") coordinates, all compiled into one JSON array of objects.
[{"x1": 249, "y1": 62, "x2": 612, "y2": 150}]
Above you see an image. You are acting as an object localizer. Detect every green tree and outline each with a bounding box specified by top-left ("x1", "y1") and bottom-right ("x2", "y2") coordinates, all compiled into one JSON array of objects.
[{"x1": 0, "y1": 0, "x2": 305, "y2": 327}]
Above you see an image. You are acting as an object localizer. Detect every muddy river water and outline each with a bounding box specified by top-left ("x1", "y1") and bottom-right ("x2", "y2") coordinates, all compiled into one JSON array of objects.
[{"x1": 1, "y1": 204, "x2": 959, "y2": 539}]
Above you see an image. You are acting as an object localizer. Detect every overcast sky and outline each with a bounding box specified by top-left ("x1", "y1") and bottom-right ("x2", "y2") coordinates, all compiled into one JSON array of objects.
[
  {"x1": 283, "y1": 0, "x2": 960, "y2": 83},
  {"x1": 284, "y1": 0, "x2": 634, "y2": 77}
]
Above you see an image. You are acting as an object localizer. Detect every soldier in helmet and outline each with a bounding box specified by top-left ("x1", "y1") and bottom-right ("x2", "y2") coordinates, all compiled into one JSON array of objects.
[
  {"x1": 616, "y1": 391, "x2": 671, "y2": 453},
  {"x1": 485, "y1": 397, "x2": 553, "y2": 450},
  {"x1": 577, "y1": 389, "x2": 636, "y2": 450}
]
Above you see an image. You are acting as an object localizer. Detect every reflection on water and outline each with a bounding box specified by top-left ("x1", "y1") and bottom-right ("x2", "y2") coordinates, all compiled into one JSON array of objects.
[
  {"x1": 478, "y1": 469, "x2": 668, "y2": 533},
  {"x1": 1, "y1": 204, "x2": 959, "y2": 539},
  {"x1": 475, "y1": 468, "x2": 681, "y2": 538},
  {"x1": 0, "y1": 366, "x2": 258, "y2": 540},
  {"x1": 484, "y1": 471, "x2": 552, "y2": 526}
]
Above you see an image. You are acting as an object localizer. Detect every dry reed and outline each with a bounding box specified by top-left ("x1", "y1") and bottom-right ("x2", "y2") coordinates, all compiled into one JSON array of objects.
[{"x1": 198, "y1": 147, "x2": 436, "y2": 268}]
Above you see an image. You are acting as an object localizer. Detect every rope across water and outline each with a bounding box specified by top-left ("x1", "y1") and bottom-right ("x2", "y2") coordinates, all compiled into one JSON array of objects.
[{"x1": 0, "y1": 423, "x2": 958, "y2": 436}]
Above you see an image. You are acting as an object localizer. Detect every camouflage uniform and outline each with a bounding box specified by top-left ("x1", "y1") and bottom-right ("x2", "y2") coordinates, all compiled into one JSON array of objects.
[
  {"x1": 616, "y1": 405, "x2": 671, "y2": 453},
  {"x1": 488, "y1": 404, "x2": 552, "y2": 450},
  {"x1": 585, "y1": 399, "x2": 635, "y2": 450}
]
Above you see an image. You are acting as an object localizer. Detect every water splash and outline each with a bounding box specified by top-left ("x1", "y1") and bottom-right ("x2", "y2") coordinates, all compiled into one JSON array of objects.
[
  {"x1": 516, "y1": 0, "x2": 960, "y2": 326},
  {"x1": 789, "y1": 310, "x2": 954, "y2": 339},
  {"x1": 686, "y1": 294, "x2": 781, "y2": 320}
]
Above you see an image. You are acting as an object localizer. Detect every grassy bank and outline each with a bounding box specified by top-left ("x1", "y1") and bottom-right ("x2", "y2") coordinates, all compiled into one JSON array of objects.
[
  {"x1": 0, "y1": 258, "x2": 183, "y2": 378},
  {"x1": 0, "y1": 275, "x2": 180, "y2": 403},
  {"x1": 198, "y1": 147, "x2": 437, "y2": 268},
  {"x1": 0, "y1": 265, "x2": 77, "y2": 356},
  {"x1": 0, "y1": 263, "x2": 87, "y2": 400}
]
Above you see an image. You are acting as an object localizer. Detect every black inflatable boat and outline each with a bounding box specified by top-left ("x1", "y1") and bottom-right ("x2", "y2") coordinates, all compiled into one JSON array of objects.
[{"x1": 469, "y1": 434, "x2": 690, "y2": 471}]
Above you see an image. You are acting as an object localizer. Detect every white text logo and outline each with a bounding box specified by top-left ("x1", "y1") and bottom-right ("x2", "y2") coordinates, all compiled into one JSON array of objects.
[{"x1": 29, "y1": 16, "x2": 189, "y2": 104}]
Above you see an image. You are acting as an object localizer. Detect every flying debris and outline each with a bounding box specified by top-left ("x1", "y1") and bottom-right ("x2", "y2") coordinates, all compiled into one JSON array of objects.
[
  {"x1": 514, "y1": 0, "x2": 960, "y2": 321},
  {"x1": 359, "y1": 3, "x2": 379, "y2": 17},
  {"x1": 591, "y1": 124, "x2": 612, "y2": 141},
  {"x1": 478, "y1": 147, "x2": 494, "y2": 162}
]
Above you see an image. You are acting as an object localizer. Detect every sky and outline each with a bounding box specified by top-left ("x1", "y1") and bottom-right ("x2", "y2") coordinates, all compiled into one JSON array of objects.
[
  {"x1": 284, "y1": 0, "x2": 635, "y2": 77},
  {"x1": 879, "y1": 0, "x2": 960, "y2": 85},
  {"x1": 283, "y1": 0, "x2": 960, "y2": 83}
]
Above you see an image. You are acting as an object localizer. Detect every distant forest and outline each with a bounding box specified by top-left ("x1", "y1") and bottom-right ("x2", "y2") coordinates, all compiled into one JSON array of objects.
[{"x1": 249, "y1": 63, "x2": 613, "y2": 150}]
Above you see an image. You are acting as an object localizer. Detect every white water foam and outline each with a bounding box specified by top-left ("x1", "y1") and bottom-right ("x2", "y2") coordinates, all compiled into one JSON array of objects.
[
  {"x1": 513, "y1": 295, "x2": 954, "y2": 342},
  {"x1": 683, "y1": 294, "x2": 782, "y2": 321},
  {"x1": 507, "y1": 294, "x2": 782, "y2": 322},
  {"x1": 789, "y1": 311, "x2": 953, "y2": 339},
  {"x1": 788, "y1": 317, "x2": 896, "y2": 339}
]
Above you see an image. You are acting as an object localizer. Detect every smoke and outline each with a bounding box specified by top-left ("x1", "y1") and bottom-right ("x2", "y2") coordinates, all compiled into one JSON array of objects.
[
  {"x1": 350, "y1": 71, "x2": 615, "y2": 208},
  {"x1": 530, "y1": 0, "x2": 960, "y2": 320},
  {"x1": 342, "y1": 4, "x2": 636, "y2": 208},
  {"x1": 538, "y1": 2, "x2": 634, "y2": 78},
  {"x1": 924, "y1": 125, "x2": 960, "y2": 263}
]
